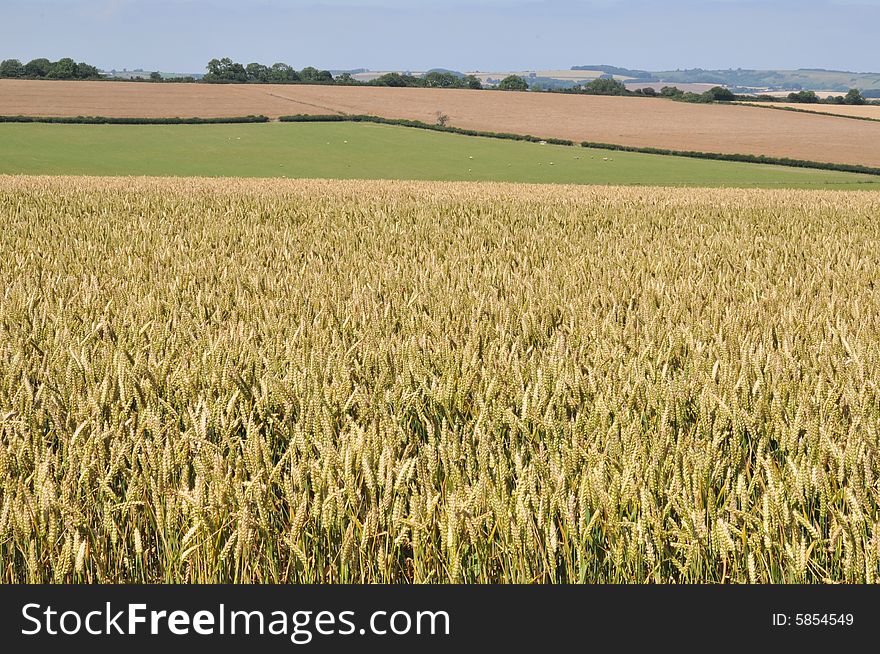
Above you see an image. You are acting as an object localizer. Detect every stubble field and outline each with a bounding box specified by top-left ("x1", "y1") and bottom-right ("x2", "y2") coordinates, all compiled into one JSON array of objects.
[
  {"x1": 3, "y1": 80, "x2": 880, "y2": 167},
  {"x1": 2, "y1": 176, "x2": 880, "y2": 583}
]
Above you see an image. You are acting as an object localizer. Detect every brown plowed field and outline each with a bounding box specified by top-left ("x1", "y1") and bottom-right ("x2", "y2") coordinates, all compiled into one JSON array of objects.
[{"x1": 3, "y1": 79, "x2": 880, "y2": 167}]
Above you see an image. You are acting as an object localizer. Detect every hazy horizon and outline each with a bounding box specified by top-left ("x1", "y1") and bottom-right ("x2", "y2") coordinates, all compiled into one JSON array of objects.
[{"x1": 2, "y1": 0, "x2": 878, "y2": 74}]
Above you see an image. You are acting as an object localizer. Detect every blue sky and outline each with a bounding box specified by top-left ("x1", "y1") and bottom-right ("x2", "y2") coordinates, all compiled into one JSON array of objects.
[{"x1": 2, "y1": 0, "x2": 878, "y2": 73}]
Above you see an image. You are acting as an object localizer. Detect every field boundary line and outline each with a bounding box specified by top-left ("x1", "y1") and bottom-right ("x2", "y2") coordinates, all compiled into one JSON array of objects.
[
  {"x1": 732, "y1": 102, "x2": 880, "y2": 123},
  {"x1": 258, "y1": 90, "x2": 346, "y2": 116}
]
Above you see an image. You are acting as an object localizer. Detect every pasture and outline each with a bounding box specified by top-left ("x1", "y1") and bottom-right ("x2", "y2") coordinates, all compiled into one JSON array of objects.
[{"x1": 0, "y1": 122, "x2": 877, "y2": 188}]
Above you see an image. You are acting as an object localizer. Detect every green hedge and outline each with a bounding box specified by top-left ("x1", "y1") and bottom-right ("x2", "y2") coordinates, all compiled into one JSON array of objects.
[
  {"x1": 279, "y1": 114, "x2": 576, "y2": 146},
  {"x1": 579, "y1": 141, "x2": 880, "y2": 176},
  {"x1": 0, "y1": 115, "x2": 270, "y2": 124},
  {"x1": 280, "y1": 113, "x2": 880, "y2": 177}
]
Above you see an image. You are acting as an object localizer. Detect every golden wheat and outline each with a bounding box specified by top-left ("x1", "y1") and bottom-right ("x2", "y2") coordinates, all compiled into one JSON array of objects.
[{"x1": 1, "y1": 175, "x2": 879, "y2": 583}]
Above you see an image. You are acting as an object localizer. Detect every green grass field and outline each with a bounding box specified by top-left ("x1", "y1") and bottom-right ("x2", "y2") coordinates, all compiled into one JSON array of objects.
[{"x1": 1, "y1": 122, "x2": 878, "y2": 188}]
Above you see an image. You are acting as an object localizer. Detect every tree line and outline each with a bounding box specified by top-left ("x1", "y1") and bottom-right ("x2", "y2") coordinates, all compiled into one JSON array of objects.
[
  {"x1": 776, "y1": 89, "x2": 867, "y2": 106},
  {"x1": 2, "y1": 57, "x2": 872, "y2": 106},
  {"x1": 368, "y1": 71, "x2": 482, "y2": 90},
  {"x1": 204, "y1": 58, "x2": 483, "y2": 89},
  {"x1": 204, "y1": 58, "x2": 335, "y2": 83},
  {"x1": 0, "y1": 58, "x2": 101, "y2": 80}
]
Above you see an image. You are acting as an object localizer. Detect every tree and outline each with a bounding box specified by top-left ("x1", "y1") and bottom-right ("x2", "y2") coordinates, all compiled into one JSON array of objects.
[
  {"x1": 498, "y1": 75, "x2": 528, "y2": 91},
  {"x1": 581, "y1": 78, "x2": 627, "y2": 95},
  {"x1": 844, "y1": 88, "x2": 866, "y2": 105},
  {"x1": 423, "y1": 71, "x2": 456, "y2": 88},
  {"x1": 150, "y1": 71, "x2": 162, "y2": 81},
  {"x1": 0, "y1": 59, "x2": 25, "y2": 78},
  {"x1": 76, "y1": 62, "x2": 100, "y2": 79},
  {"x1": 47, "y1": 58, "x2": 78, "y2": 79},
  {"x1": 786, "y1": 90, "x2": 819, "y2": 103},
  {"x1": 677, "y1": 91, "x2": 712, "y2": 103},
  {"x1": 705, "y1": 86, "x2": 735, "y2": 101},
  {"x1": 246, "y1": 63, "x2": 270, "y2": 83},
  {"x1": 299, "y1": 66, "x2": 319, "y2": 81},
  {"x1": 270, "y1": 63, "x2": 299, "y2": 83},
  {"x1": 462, "y1": 74, "x2": 482, "y2": 90},
  {"x1": 205, "y1": 58, "x2": 247, "y2": 82},
  {"x1": 372, "y1": 72, "x2": 410, "y2": 87},
  {"x1": 228, "y1": 62, "x2": 247, "y2": 82},
  {"x1": 660, "y1": 86, "x2": 684, "y2": 98},
  {"x1": 300, "y1": 67, "x2": 333, "y2": 83},
  {"x1": 299, "y1": 67, "x2": 330, "y2": 82},
  {"x1": 24, "y1": 58, "x2": 52, "y2": 78},
  {"x1": 206, "y1": 57, "x2": 230, "y2": 77}
]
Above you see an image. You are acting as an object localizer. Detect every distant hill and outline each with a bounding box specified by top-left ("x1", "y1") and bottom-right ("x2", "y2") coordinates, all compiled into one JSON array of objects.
[
  {"x1": 571, "y1": 65, "x2": 656, "y2": 80},
  {"x1": 426, "y1": 68, "x2": 466, "y2": 78},
  {"x1": 572, "y1": 65, "x2": 880, "y2": 92},
  {"x1": 102, "y1": 69, "x2": 204, "y2": 80},
  {"x1": 652, "y1": 68, "x2": 880, "y2": 92}
]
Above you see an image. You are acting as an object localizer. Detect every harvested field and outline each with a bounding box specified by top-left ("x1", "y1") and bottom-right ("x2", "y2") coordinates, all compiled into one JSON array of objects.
[
  {"x1": 3, "y1": 80, "x2": 880, "y2": 167},
  {"x1": 745, "y1": 102, "x2": 880, "y2": 120}
]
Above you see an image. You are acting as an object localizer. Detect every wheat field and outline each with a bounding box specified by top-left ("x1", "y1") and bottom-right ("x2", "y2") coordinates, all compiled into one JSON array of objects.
[
  {"x1": 4, "y1": 79, "x2": 880, "y2": 167},
  {"x1": 2, "y1": 176, "x2": 880, "y2": 583}
]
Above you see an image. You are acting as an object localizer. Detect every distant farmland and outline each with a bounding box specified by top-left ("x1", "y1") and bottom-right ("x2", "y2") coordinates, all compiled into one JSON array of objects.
[
  {"x1": 2, "y1": 122, "x2": 877, "y2": 188},
  {"x1": 2, "y1": 80, "x2": 880, "y2": 167}
]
